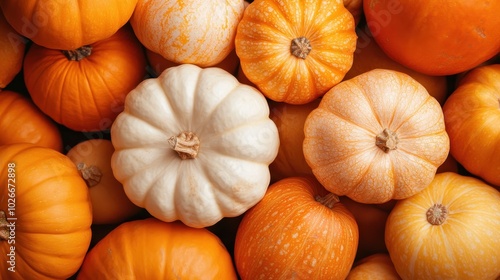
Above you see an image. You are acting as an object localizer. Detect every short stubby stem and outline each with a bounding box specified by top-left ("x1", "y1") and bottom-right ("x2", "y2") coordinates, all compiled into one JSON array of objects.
[
  {"x1": 426, "y1": 203, "x2": 448, "y2": 225},
  {"x1": 169, "y1": 132, "x2": 200, "y2": 159},
  {"x1": 0, "y1": 211, "x2": 9, "y2": 240},
  {"x1": 77, "y1": 162, "x2": 102, "y2": 187},
  {"x1": 316, "y1": 193, "x2": 340, "y2": 209},
  {"x1": 376, "y1": 128, "x2": 398, "y2": 153},
  {"x1": 62, "y1": 45, "x2": 92, "y2": 61},
  {"x1": 291, "y1": 36, "x2": 312, "y2": 59}
]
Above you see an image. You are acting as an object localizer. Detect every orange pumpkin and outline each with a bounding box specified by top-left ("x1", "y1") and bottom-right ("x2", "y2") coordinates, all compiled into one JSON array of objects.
[
  {"x1": 131, "y1": 0, "x2": 245, "y2": 67},
  {"x1": 443, "y1": 64, "x2": 500, "y2": 187},
  {"x1": 0, "y1": 143, "x2": 92, "y2": 279},
  {"x1": 234, "y1": 177, "x2": 359, "y2": 280},
  {"x1": 303, "y1": 69, "x2": 450, "y2": 204},
  {"x1": 385, "y1": 172, "x2": 500, "y2": 280},
  {"x1": 0, "y1": 10, "x2": 25, "y2": 89},
  {"x1": 346, "y1": 253, "x2": 401, "y2": 280},
  {"x1": 23, "y1": 26, "x2": 147, "y2": 132},
  {"x1": 0, "y1": 0, "x2": 138, "y2": 50},
  {"x1": 343, "y1": 0, "x2": 363, "y2": 26},
  {"x1": 0, "y1": 90, "x2": 63, "y2": 151},
  {"x1": 77, "y1": 218, "x2": 238, "y2": 279},
  {"x1": 66, "y1": 139, "x2": 142, "y2": 225},
  {"x1": 235, "y1": 0, "x2": 357, "y2": 104}
]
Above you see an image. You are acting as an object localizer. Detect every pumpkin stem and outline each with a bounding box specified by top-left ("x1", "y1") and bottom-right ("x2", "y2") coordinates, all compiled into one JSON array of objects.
[
  {"x1": 168, "y1": 132, "x2": 200, "y2": 159},
  {"x1": 426, "y1": 203, "x2": 448, "y2": 225},
  {"x1": 77, "y1": 162, "x2": 102, "y2": 187},
  {"x1": 0, "y1": 211, "x2": 9, "y2": 240},
  {"x1": 62, "y1": 45, "x2": 92, "y2": 61},
  {"x1": 291, "y1": 36, "x2": 312, "y2": 59},
  {"x1": 376, "y1": 128, "x2": 398, "y2": 153},
  {"x1": 315, "y1": 193, "x2": 340, "y2": 209}
]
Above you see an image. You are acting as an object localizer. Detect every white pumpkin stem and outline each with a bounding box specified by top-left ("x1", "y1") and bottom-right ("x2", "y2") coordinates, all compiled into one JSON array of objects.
[
  {"x1": 426, "y1": 203, "x2": 448, "y2": 225},
  {"x1": 291, "y1": 36, "x2": 312, "y2": 59},
  {"x1": 62, "y1": 45, "x2": 92, "y2": 61},
  {"x1": 316, "y1": 193, "x2": 340, "y2": 209},
  {"x1": 376, "y1": 128, "x2": 398, "y2": 153},
  {"x1": 168, "y1": 132, "x2": 200, "y2": 159},
  {"x1": 0, "y1": 211, "x2": 9, "y2": 240},
  {"x1": 77, "y1": 162, "x2": 102, "y2": 187}
]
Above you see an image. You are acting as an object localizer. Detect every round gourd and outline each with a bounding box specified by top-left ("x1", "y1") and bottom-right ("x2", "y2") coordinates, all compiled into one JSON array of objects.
[
  {"x1": 77, "y1": 218, "x2": 238, "y2": 279},
  {"x1": 23, "y1": 26, "x2": 147, "y2": 132},
  {"x1": 234, "y1": 177, "x2": 359, "y2": 280},
  {"x1": 303, "y1": 69, "x2": 450, "y2": 204},
  {"x1": 385, "y1": 172, "x2": 500, "y2": 280},
  {"x1": 235, "y1": 0, "x2": 357, "y2": 104},
  {"x1": 0, "y1": 12, "x2": 25, "y2": 89},
  {"x1": 0, "y1": 143, "x2": 92, "y2": 279},
  {"x1": 346, "y1": 253, "x2": 401, "y2": 280},
  {"x1": 110, "y1": 64, "x2": 279, "y2": 228}
]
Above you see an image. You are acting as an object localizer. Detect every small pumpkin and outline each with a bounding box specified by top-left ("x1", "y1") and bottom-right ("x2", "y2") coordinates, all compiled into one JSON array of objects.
[
  {"x1": 0, "y1": 11, "x2": 26, "y2": 89},
  {"x1": 385, "y1": 172, "x2": 500, "y2": 280},
  {"x1": 303, "y1": 69, "x2": 449, "y2": 204},
  {"x1": 131, "y1": 0, "x2": 245, "y2": 67},
  {"x1": 77, "y1": 218, "x2": 238, "y2": 279},
  {"x1": 235, "y1": 0, "x2": 357, "y2": 104},
  {"x1": 346, "y1": 253, "x2": 401, "y2": 280},
  {"x1": 0, "y1": 143, "x2": 92, "y2": 279},
  {"x1": 66, "y1": 139, "x2": 142, "y2": 225},
  {"x1": 0, "y1": 0, "x2": 138, "y2": 50},
  {"x1": 443, "y1": 64, "x2": 500, "y2": 187},
  {"x1": 23, "y1": 26, "x2": 147, "y2": 132},
  {"x1": 0, "y1": 90, "x2": 62, "y2": 152},
  {"x1": 234, "y1": 177, "x2": 359, "y2": 280},
  {"x1": 111, "y1": 64, "x2": 279, "y2": 228}
]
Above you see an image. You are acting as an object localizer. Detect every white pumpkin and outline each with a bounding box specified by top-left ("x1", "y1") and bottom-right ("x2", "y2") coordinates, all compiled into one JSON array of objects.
[{"x1": 110, "y1": 64, "x2": 279, "y2": 228}]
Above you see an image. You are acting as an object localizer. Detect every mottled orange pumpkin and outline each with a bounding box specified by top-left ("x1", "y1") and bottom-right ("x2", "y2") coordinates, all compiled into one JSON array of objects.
[
  {"x1": 347, "y1": 253, "x2": 401, "y2": 280},
  {"x1": 0, "y1": 11, "x2": 25, "y2": 88}
]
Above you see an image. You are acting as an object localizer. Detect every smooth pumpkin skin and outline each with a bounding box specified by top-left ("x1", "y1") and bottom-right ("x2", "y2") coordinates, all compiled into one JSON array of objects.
[
  {"x1": 343, "y1": 0, "x2": 363, "y2": 26},
  {"x1": 66, "y1": 139, "x2": 142, "y2": 225},
  {"x1": 0, "y1": 0, "x2": 138, "y2": 50},
  {"x1": 0, "y1": 12, "x2": 26, "y2": 89},
  {"x1": 363, "y1": 0, "x2": 500, "y2": 76},
  {"x1": 0, "y1": 143, "x2": 92, "y2": 279},
  {"x1": 236, "y1": 0, "x2": 357, "y2": 104},
  {"x1": 23, "y1": 26, "x2": 147, "y2": 132},
  {"x1": 0, "y1": 90, "x2": 62, "y2": 152},
  {"x1": 443, "y1": 64, "x2": 500, "y2": 187},
  {"x1": 234, "y1": 177, "x2": 359, "y2": 280},
  {"x1": 385, "y1": 172, "x2": 500, "y2": 280},
  {"x1": 77, "y1": 218, "x2": 238, "y2": 279},
  {"x1": 303, "y1": 69, "x2": 450, "y2": 204},
  {"x1": 346, "y1": 253, "x2": 401, "y2": 280},
  {"x1": 131, "y1": 0, "x2": 245, "y2": 67}
]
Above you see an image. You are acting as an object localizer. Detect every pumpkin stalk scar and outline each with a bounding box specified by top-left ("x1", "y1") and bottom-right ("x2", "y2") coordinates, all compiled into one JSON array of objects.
[
  {"x1": 315, "y1": 193, "x2": 340, "y2": 209},
  {"x1": 290, "y1": 36, "x2": 312, "y2": 59},
  {"x1": 0, "y1": 211, "x2": 9, "y2": 240},
  {"x1": 426, "y1": 203, "x2": 448, "y2": 225},
  {"x1": 62, "y1": 45, "x2": 92, "y2": 61},
  {"x1": 77, "y1": 162, "x2": 102, "y2": 187},
  {"x1": 376, "y1": 128, "x2": 398, "y2": 153},
  {"x1": 168, "y1": 132, "x2": 200, "y2": 159}
]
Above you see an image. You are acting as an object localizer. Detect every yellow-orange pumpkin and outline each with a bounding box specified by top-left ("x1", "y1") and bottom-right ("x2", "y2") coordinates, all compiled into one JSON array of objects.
[{"x1": 347, "y1": 253, "x2": 401, "y2": 280}]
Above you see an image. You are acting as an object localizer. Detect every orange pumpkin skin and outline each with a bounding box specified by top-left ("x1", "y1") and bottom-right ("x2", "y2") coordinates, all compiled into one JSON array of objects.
[
  {"x1": 363, "y1": 0, "x2": 500, "y2": 76},
  {"x1": 0, "y1": 90, "x2": 62, "y2": 151},
  {"x1": 66, "y1": 139, "x2": 142, "y2": 225},
  {"x1": 0, "y1": 0, "x2": 138, "y2": 50},
  {"x1": 77, "y1": 218, "x2": 238, "y2": 279},
  {"x1": 343, "y1": 0, "x2": 363, "y2": 26},
  {"x1": 0, "y1": 143, "x2": 92, "y2": 279},
  {"x1": 385, "y1": 172, "x2": 500, "y2": 280},
  {"x1": 346, "y1": 253, "x2": 401, "y2": 280},
  {"x1": 234, "y1": 177, "x2": 359, "y2": 280},
  {"x1": 23, "y1": 26, "x2": 147, "y2": 132},
  {"x1": 443, "y1": 64, "x2": 500, "y2": 187},
  {"x1": 0, "y1": 12, "x2": 26, "y2": 89},
  {"x1": 131, "y1": 0, "x2": 245, "y2": 67},
  {"x1": 235, "y1": 0, "x2": 357, "y2": 104}
]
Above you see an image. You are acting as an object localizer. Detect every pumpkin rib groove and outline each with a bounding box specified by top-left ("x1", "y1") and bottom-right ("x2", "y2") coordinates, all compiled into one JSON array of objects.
[{"x1": 194, "y1": 87, "x2": 236, "y2": 136}]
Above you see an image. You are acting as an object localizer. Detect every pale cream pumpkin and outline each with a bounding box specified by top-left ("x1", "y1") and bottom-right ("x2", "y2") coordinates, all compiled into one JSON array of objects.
[{"x1": 110, "y1": 64, "x2": 279, "y2": 228}]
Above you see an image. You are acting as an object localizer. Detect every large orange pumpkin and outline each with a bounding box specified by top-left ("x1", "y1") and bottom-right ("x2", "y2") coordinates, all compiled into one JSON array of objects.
[
  {"x1": 0, "y1": 90, "x2": 62, "y2": 152},
  {"x1": 385, "y1": 172, "x2": 500, "y2": 280},
  {"x1": 0, "y1": 0, "x2": 138, "y2": 50},
  {"x1": 363, "y1": 0, "x2": 500, "y2": 76},
  {"x1": 235, "y1": 0, "x2": 357, "y2": 104},
  {"x1": 234, "y1": 177, "x2": 359, "y2": 280},
  {"x1": 0, "y1": 143, "x2": 92, "y2": 279},
  {"x1": 77, "y1": 218, "x2": 238, "y2": 279},
  {"x1": 0, "y1": 11, "x2": 26, "y2": 89},
  {"x1": 23, "y1": 26, "x2": 147, "y2": 132},
  {"x1": 303, "y1": 69, "x2": 449, "y2": 204},
  {"x1": 443, "y1": 64, "x2": 500, "y2": 187}
]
